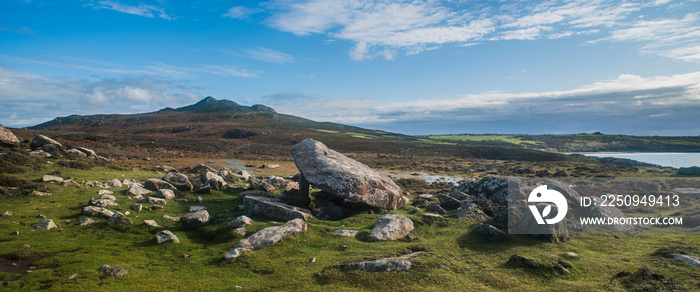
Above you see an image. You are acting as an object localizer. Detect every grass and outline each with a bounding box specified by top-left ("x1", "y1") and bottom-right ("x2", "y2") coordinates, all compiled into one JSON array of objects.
[
  {"x1": 1, "y1": 162, "x2": 699, "y2": 291},
  {"x1": 427, "y1": 135, "x2": 544, "y2": 146}
]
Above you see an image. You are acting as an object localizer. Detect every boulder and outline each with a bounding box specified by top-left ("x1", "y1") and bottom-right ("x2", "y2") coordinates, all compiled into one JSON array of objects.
[
  {"x1": 267, "y1": 176, "x2": 288, "y2": 188},
  {"x1": 290, "y1": 138, "x2": 407, "y2": 210},
  {"x1": 101, "y1": 179, "x2": 123, "y2": 188},
  {"x1": 226, "y1": 215, "x2": 253, "y2": 229},
  {"x1": 156, "y1": 230, "x2": 180, "y2": 244},
  {"x1": 131, "y1": 204, "x2": 143, "y2": 211},
  {"x1": 29, "y1": 150, "x2": 51, "y2": 157},
  {"x1": 238, "y1": 170, "x2": 251, "y2": 181},
  {"x1": 0, "y1": 123, "x2": 20, "y2": 146},
  {"x1": 456, "y1": 203, "x2": 489, "y2": 221},
  {"x1": 323, "y1": 252, "x2": 421, "y2": 273},
  {"x1": 33, "y1": 219, "x2": 57, "y2": 230},
  {"x1": 127, "y1": 185, "x2": 152, "y2": 197},
  {"x1": 470, "y1": 223, "x2": 509, "y2": 242},
  {"x1": 42, "y1": 175, "x2": 64, "y2": 183},
  {"x1": 62, "y1": 179, "x2": 80, "y2": 187},
  {"x1": 67, "y1": 148, "x2": 88, "y2": 157},
  {"x1": 224, "y1": 218, "x2": 307, "y2": 261},
  {"x1": 139, "y1": 196, "x2": 167, "y2": 205},
  {"x1": 437, "y1": 194, "x2": 461, "y2": 210},
  {"x1": 244, "y1": 196, "x2": 313, "y2": 221},
  {"x1": 82, "y1": 206, "x2": 115, "y2": 219},
  {"x1": 30, "y1": 190, "x2": 52, "y2": 196},
  {"x1": 78, "y1": 217, "x2": 96, "y2": 226},
  {"x1": 180, "y1": 210, "x2": 210, "y2": 228},
  {"x1": 144, "y1": 220, "x2": 159, "y2": 227},
  {"x1": 98, "y1": 265, "x2": 128, "y2": 277},
  {"x1": 89, "y1": 197, "x2": 119, "y2": 208},
  {"x1": 98, "y1": 190, "x2": 114, "y2": 196},
  {"x1": 154, "y1": 189, "x2": 176, "y2": 200},
  {"x1": 162, "y1": 172, "x2": 193, "y2": 191},
  {"x1": 107, "y1": 211, "x2": 132, "y2": 225},
  {"x1": 250, "y1": 177, "x2": 276, "y2": 194},
  {"x1": 188, "y1": 163, "x2": 217, "y2": 174},
  {"x1": 425, "y1": 202, "x2": 446, "y2": 214},
  {"x1": 200, "y1": 170, "x2": 225, "y2": 191},
  {"x1": 368, "y1": 214, "x2": 414, "y2": 242},
  {"x1": 30, "y1": 135, "x2": 64, "y2": 151},
  {"x1": 144, "y1": 179, "x2": 178, "y2": 193}
]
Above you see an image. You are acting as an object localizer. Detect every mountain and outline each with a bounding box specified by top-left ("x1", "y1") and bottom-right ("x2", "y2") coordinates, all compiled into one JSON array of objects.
[{"x1": 25, "y1": 97, "x2": 567, "y2": 162}]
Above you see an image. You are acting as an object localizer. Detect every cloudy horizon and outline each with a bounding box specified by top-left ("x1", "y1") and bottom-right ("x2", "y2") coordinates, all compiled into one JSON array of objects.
[{"x1": 1, "y1": 0, "x2": 699, "y2": 136}]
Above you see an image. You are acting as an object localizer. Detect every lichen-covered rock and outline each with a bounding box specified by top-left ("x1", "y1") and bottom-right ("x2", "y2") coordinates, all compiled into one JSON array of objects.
[
  {"x1": 162, "y1": 172, "x2": 193, "y2": 191},
  {"x1": 127, "y1": 185, "x2": 151, "y2": 197},
  {"x1": 0, "y1": 123, "x2": 20, "y2": 146},
  {"x1": 82, "y1": 206, "x2": 115, "y2": 219},
  {"x1": 224, "y1": 218, "x2": 307, "y2": 261},
  {"x1": 323, "y1": 252, "x2": 421, "y2": 273},
  {"x1": 333, "y1": 229, "x2": 360, "y2": 237},
  {"x1": 98, "y1": 265, "x2": 128, "y2": 277},
  {"x1": 101, "y1": 179, "x2": 123, "y2": 188},
  {"x1": 144, "y1": 179, "x2": 177, "y2": 192},
  {"x1": 30, "y1": 135, "x2": 64, "y2": 151},
  {"x1": 200, "y1": 170, "x2": 225, "y2": 191},
  {"x1": 139, "y1": 196, "x2": 167, "y2": 205},
  {"x1": 470, "y1": 223, "x2": 509, "y2": 242},
  {"x1": 78, "y1": 217, "x2": 96, "y2": 226},
  {"x1": 154, "y1": 189, "x2": 176, "y2": 200},
  {"x1": 250, "y1": 177, "x2": 276, "y2": 194},
  {"x1": 107, "y1": 211, "x2": 132, "y2": 225},
  {"x1": 156, "y1": 230, "x2": 180, "y2": 244},
  {"x1": 180, "y1": 210, "x2": 209, "y2": 228},
  {"x1": 226, "y1": 215, "x2": 253, "y2": 229},
  {"x1": 368, "y1": 214, "x2": 414, "y2": 242},
  {"x1": 290, "y1": 138, "x2": 407, "y2": 210},
  {"x1": 456, "y1": 203, "x2": 489, "y2": 221},
  {"x1": 244, "y1": 196, "x2": 313, "y2": 221},
  {"x1": 33, "y1": 219, "x2": 57, "y2": 230},
  {"x1": 425, "y1": 202, "x2": 446, "y2": 214},
  {"x1": 143, "y1": 219, "x2": 159, "y2": 227},
  {"x1": 42, "y1": 175, "x2": 64, "y2": 183},
  {"x1": 89, "y1": 197, "x2": 119, "y2": 208}
]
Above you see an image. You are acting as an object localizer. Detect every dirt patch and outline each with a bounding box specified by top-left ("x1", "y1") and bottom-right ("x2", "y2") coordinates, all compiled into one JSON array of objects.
[
  {"x1": 610, "y1": 267, "x2": 684, "y2": 292},
  {"x1": 0, "y1": 252, "x2": 46, "y2": 281}
]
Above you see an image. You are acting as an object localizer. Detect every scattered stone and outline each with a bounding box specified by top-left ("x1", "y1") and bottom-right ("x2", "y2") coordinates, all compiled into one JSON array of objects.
[
  {"x1": 226, "y1": 215, "x2": 252, "y2": 229},
  {"x1": 583, "y1": 196, "x2": 633, "y2": 232},
  {"x1": 265, "y1": 164, "x2": 281, "y2": 169},
  {"x1": 156, "y1": 230, "x2": 180, "y2": 244},
  {"x1": 418, "y1": 194, "x2": 435, "y2": 200},
  {"x1": 267, "y1": 176, "x2": 288, "y2": 188},
  {"x1": 127, "y1": 185, "x2": 152, "y2": 197},
  {"x1": 68, "y1": 274, "x2": 79, "y2": 280},
  {"x1": 673, "y1": 254, "x2": 700, "y2": 267},
  {"x1": 89, "y1": 197, "x2": 119, "y2": 208},
  {"x1": 250, "y1": 177, "x2": 276, "y2": 194},
  {"x1": 1, "y1": 211, "x2": 12, "y2": 217},
  {"x1": 456, "y1": 203, "x2": 489, "y2": 221},
  {"x1": 107, "y1": 211, "x2": 132, "y2": 225},
  {"x1": 470, "y1": 223, "x2": 509, "y2": 242},
  {"x1": 234, "y1": 227, "x2": 247, "y2": 236},
  {"x1": 368, "y1": 214, "x2": 414, "y2": 242},
  {"x1": 82, "y1": 206, "x2": 115, "y2": 219},
  {"x1": 421, "y1": 213, "x2": 444, "y2": 218},
  {"x1": 139, "y1": 196, "x2": 167, "y2": 205},
  {"x1": 100, "y1": 194, "x2": 117, "y2": 201},
  {"x1": 30, "y1": 190, "x2": 52, "y2": 196},
  {"x1": 224, "y1": 219, "x2": 307, "y2": 261},
  {"x1": 98, "y1": 265, "x2": 128, "y2": 277},
  {"x1": 188, "y1": 163, "x2": 217, "y2": 174},
  {"x1": 76, "y1": 147, "x2": 98, "y2": 159},
  {"x1": 244, "y1": 196, "x2": 313, "y2": 221},
  {"x1": 175, "y1": 198, "x2": 188, "y2": 203},
  {"x1": 12, "y1": 231, "x2": 20, "y2": 236},
  {"x1": 189, "y1": 206, "x2": 206, "y2": 212},
  {"x1": 200, "y1": 171, "x2": 226, "y2": 191},
  {"x1": 143, "y1": 220, "x2": 159, "y2": 227},
  {"x1": 310, "y1": 258, "x2": 317, "y2": 263},
  {"x1": 194, "y1": 196, "x2": 203, "y2": 203},
  {"x1": 79, "y1": 217, "x2": 96, "y2": 226},
  {"x1": 425, "y1": 202, "x2": 446, "y2": 214},
  {"x1": 323, "y1": 252, "x2": 421, "y2": 273},
  {"x1": 238, "y1": 170, "x2": 251, "y2": 181},
  {"x1": 98, "y1": 190, "x2": 114, "y2": 196},
  {"x1": 148, "y1": 205, "x2": 164, "y2": 211},
  {"x1": 154, "y1": 189, "x2": 176, "y2": 200},
  {"x1": 162, "y1": 172, "x2": 194, "y2": 191},
  {"x1": 333, "y1": 229, "x2": 360, "y2": 237},
  {"x1": 564, "y1": 252, "x2": 579, "y2": 258},
  {"x1": 290, "y1": 139, "x2": 408, "y2": 210},
  {"x1": 42, "y1": 175, "x2": 64, "y2": 183},
  {"x1": 33, "y1": 219, "x2": 57, "y2": 230},
  {"x1": 121, "y1": 178, "x2": 138, "y2": 187},
  {"x1": 180, "y1": 210, "x2": 210, "y2": 228},
  {"x1": 163, "y1": 215, "x2": 180, "y2": 221},
  {"x1": 144, "y1": 179, "x2": 179, "y2": 193},
  {"x1": 62, "y1": 179, "x2": 81, "y2": 187},
  {"x1": 101, "y1": 179, "x2": 123, "y2": 188}
]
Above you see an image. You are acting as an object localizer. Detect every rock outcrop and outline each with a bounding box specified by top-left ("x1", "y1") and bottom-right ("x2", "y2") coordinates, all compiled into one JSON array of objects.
[
  {"x1": 0, "y1": 123, "x2": 20, "y2": 146},
  {"x1": 368, "y1": 214, "x2": 414, "y2": 241},
  {"x1": 224, "y1": 218, "x2": 307, "y2": 261},
  {"x1": 180, "y1": 210, "x2": 209, "y2": 228},
  {"x1": 290, "y1": 138, "x2": 407, "y2": 210},
  {"x1": 156, "y1": 230, "x2": 180, "y2": 244}
]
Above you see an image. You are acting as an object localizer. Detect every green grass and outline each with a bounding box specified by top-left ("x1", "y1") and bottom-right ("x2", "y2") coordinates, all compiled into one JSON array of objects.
[
  {"x1": 1, "y1": 165, "x2": 699, "y2": 291},
  {"x1": 427, "y1": 135, "x2": 544, "y2": 146}
]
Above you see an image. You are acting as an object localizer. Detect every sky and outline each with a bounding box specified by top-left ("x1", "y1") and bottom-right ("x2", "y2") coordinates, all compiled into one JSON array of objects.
[{"x1": 1, "y1": 0, "x2": 699, "y2": 135}]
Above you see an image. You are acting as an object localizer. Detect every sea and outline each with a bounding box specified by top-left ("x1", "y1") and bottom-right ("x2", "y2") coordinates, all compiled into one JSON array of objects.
[{"x1": 569, "y1": 152, "x2": 700, "y2": 168}]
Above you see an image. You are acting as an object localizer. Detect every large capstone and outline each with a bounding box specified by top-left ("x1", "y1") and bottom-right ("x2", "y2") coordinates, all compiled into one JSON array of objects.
[{"x1": 290, "y1": 138, "x2": 407, "y2": 210}]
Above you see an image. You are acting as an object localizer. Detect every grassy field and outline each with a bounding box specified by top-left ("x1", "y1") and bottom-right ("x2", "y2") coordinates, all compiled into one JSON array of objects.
[{"x1": 1, "y1": 159, "x2": 699, "y2": 291}]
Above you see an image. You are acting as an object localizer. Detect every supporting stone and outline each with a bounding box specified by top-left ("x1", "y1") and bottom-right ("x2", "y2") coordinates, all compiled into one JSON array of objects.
[{"x1": 299, "y1": 174, "x2": 311, "y2": 208}]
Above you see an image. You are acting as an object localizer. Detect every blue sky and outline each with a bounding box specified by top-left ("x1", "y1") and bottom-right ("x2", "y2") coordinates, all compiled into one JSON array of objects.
[{"x1": 1, "y1": 0, "x2": 699, "y2": 135}]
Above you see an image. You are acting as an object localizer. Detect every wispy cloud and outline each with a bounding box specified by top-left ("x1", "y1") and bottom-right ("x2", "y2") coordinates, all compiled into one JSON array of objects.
[
  {"x1": 90, "y1": 0, "x2": 173, "y2": 20},
  {"x1": 223, "y1": 6, "x2": 263, "y2": 20},
  {"x1": 261, "y1": 0, "x2": 696, "y2": 62},
  {"x1": 241, "y1": 47, "x2": 295, "y2": 64},
  {"x1": 0, "y1": 26, "x2": 36, "y2": 35},
  {"x1": 0, "y1": 67, "x2": 201, "y2": 127},
  {"x1": 262, "y1": 71, "x2": 700, "y2": 135}
]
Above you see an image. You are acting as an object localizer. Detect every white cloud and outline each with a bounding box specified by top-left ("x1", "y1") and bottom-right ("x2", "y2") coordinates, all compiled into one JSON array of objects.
[
  {"x1": 223, "y1": 6, "x2": 263, "y2": 19},
  {"x1": 241, "y1": 47, "x2": 295, "y2": 64},
  {"x1": 91, "y1": 1, "x2": 172, "y2": 20}
]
